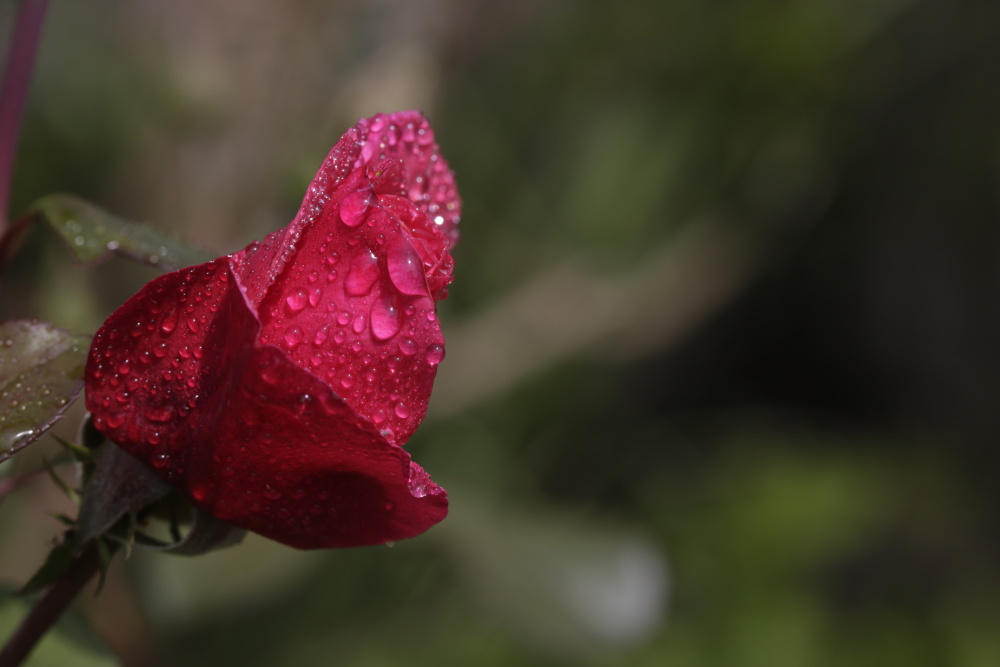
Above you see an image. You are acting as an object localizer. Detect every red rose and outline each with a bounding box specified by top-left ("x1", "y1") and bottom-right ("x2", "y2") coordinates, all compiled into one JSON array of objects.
[{"x1": 85, "y1": 111, "x2": 459, "y2": 549}]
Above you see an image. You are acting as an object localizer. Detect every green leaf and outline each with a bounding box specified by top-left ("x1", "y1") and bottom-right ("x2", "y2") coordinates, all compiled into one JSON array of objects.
[
  {"x1": 25, "y1": 193, "x2": 214, "y2": 271},
  {"x1": 149, "y1": 507, "x2": 246, "y2": 556},
  {"x1": 76, "y1": 442, "x2": 172, "y2": 545},
  {"x1": 0, "y1": 320, "x2": 89, "y2": 465}
]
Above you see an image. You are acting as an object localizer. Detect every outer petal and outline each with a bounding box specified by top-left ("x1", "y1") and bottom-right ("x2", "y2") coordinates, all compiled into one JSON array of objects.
[{"x1": 86, "y1": 261, "x2": 447, "y2": 548}]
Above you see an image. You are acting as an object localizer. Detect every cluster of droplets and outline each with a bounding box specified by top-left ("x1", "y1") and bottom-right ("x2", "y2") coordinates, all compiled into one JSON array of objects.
[
  {"x1": 354, "y1": 112, "x2": 461, "y2": 247},
  {"x1": 87, "y1": 260, "x2": 231, "y2": 480},
  {"x1": 253, "y1": 179, "x2": 450, "y2": 442},
  {"x1": 0, "y1": 323, "x2": 84, "y2": 460}
]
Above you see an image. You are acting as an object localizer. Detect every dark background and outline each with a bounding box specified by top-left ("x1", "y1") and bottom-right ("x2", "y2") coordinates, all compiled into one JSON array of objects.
[{"x1": 1, "y1": 0, "x2": 998, "y2": 665}]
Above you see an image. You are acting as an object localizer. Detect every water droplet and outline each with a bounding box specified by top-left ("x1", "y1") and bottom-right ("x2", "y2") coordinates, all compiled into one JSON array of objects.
[
  {"x1": 336, "y1": 311, "x2": 351, "y2": 326},
  {"x1": 398, "y1": 338, "x2": 417, "y2": 355},
  {"x1": 307, "y1": 270, "x2": 319, "y2": 284},
  {"x1": 314, "y1": 325, "x2": 330, "y2": 345},
  {"x1": 425, "y1": 343, "x2": 445, "y2": 365},
  {"x1": 394, "y1": 402, "x2": 409, "y2": 419},
  {"x1": 284, "y1": 327, "x2": 304, "y2": 348},
  {"x1": 370, "y1": 296, "x2": 401, "y2": 340},
  {"x1": 372, "y1": 408, "x2": 387, "y2": 424},
  {"x1": 339, "y1": 187, "x2": 374, "y2": 227},
  {"x1": 160, "y1": 317, "x2": 176, "y2": 333},
  {"x1": 345, "y1": 248, "x2": 379, "y2": 296},
  {"x1": 152, "y1": 453, "x2": 170, "y2": 469},
  {"x1": 340, "y1": 373, "x2": 356, "y2": 389},
  {"x1": 386, "y1": 237, "x2": 428, "y2": 296},
  {"x1": 333, "y1": 330, "x2": 346, "y2": 344},
  {"x1": 263, "y1": 485, "x2": 282, "y2": 500},
  {"x1": 145, "y1": 406, "x2": 175, "y2": 423},
  {"x1": 352, "y1": 313, "x2": 367, "y2": 334},
  {"x1": 286, "y1": 290, "x2": 308, "y2": 313}
]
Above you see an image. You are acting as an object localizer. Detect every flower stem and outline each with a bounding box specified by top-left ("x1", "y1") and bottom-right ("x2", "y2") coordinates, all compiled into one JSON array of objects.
[
  {"x1": 0, "y1": 542, "x2": 105, "y2": 667},
  {"x1": 0, "y1": 0, "x2": 50, "y2": 235}
]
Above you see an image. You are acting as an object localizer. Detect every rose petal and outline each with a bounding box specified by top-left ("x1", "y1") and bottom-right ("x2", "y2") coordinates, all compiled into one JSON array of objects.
[
  {"x1": 354, "y1": 111, "x2": 462, "y2": 248},
  {"x1": 87, "y1": 261, "x2": 447, "y2": 548}
]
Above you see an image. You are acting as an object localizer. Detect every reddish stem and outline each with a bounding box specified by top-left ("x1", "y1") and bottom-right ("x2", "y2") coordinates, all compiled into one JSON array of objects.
[
  {"x1": 0, "y1": 0, "x2": 50, "y2": 234},
  {"x1": 0, "y1": 543, "x2": 105, "y2": 667}
]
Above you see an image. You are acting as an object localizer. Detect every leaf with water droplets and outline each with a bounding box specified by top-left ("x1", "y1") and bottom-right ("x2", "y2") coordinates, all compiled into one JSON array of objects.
[
  {"x1": 0, "y1": 320, "x2": 89, "y2": 464},
  {"x1": 85, "y1": 111, "x2": 460, "y2": 550},
  {"x1": 23, "y1": 193, "x2": 214, "y2": 271}
]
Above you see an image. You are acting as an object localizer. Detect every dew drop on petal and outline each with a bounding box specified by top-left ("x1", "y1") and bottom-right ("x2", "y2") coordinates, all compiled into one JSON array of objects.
[
  {"x1": 286, "y1": 290, "x2": 308, "y2": 313},
  {"x1": 145, "y1": 405, "x2": 175, "y2": 423},
  {"x1": 425, "y1": 343, "x2": 445, "y2": 366},
  {"x1": 386, "y1": 237, "x2": 428, "y2": 296},
  {"x1": 370, "y1": 296, "x2": 401, "y2": 341},
  {"x1": 284, "y1": 327, "x2": 304, "y2": 348},
  {"x1": 398, "y1": 337, "x2": 417, "y2": 355},
  {"x1": 160, "y1": 317, "x2": 176, "y2": 334},
  {"x1": 352, "y1": 313, "x2": 367, "y2": 334},
  {"x1": 394, "y1": 401, "x2": 409, "y2": 419},
  {"x1": 339, "y1": 188, "x2": 374, "y2": 227},
  {"x1": 345, "y1": 248, "x2": 379, "y2": 296},
  {"x1": 340, "y1": 373, "x2": 356, "y2": 389}
]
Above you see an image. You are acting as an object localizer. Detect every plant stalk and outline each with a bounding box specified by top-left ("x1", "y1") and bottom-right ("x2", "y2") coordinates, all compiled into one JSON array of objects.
[
  {"x1": 0, "y1": 542, "x2": 105, "y2": 667},
  {"x1": 0, "y1": 0, "x2": 50, "y2": 234}
]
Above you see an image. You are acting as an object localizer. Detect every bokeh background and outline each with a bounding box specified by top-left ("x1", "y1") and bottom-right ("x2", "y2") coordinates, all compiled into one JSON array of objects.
[{"x1": 2, "y1": 0, "x2": 1000, "y2": 665}]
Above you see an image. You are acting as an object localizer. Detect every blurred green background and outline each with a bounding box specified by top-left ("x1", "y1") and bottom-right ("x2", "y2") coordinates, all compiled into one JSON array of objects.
[{"x1": 2, "y1": 0, "x2": 1000, "y2": 665}]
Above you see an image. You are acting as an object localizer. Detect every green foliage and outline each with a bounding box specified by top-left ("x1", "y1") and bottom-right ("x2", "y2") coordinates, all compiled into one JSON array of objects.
[
  {"x1": 23, "y1": 194, "x2": 213, "y2": 271},
  {"x1": 0, "y1": 320, "x2": 88, "y2": 464}
]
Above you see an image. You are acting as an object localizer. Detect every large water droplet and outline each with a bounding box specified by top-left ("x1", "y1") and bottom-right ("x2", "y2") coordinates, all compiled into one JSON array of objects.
[
  {"x1": 284, "y1": 327, "x2": 304, "y2": 348},
  {"x1": 386, "y1": 237, "x2": 428, "y2": 296},
  {"x1": 398, "y1": 338, "x2": 417, "y2": 355},
  {"x1": 394, "y1": 401, "x2": 409, "y2": 419},
  {"x1": 370, "y1": 296, "x2": 401, "y2": 340},
  {"x1": 339, "y1": 187, "x2": 374, "y2": 227},
  {"x1": 352, "y1": 313, "x2": 367, "y2": 334},
  {"x1": 345, "y1": 248, "x2": 379, "y2": 296},
  {"x1": 160, "y1": 317, "x2": 176, "y2": 334},
  {"x1": 145, "y1": 405, "x2": 175, "y2": 423},
  {"x1": 425, "y1": 343, "x2": 445, "y2": 365},
  {"x1": 286, "y1": 290, "x2": 308, "y2": 313}
]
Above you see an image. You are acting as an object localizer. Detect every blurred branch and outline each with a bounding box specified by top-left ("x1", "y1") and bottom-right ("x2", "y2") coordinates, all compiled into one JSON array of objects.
[
  {"x1": 0, "y1": 541, "x2": 106, "y2": 667},
  {"x1": 431, "y1": 221, "x2": 760, "y2": 417},
  {"x1": 0, "y1": 0, "x2": 49, "y2": 234}
]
